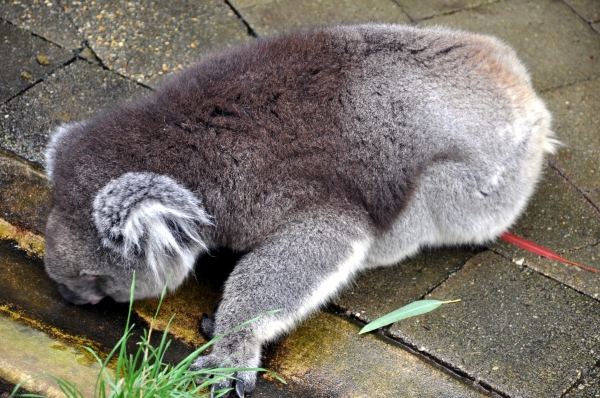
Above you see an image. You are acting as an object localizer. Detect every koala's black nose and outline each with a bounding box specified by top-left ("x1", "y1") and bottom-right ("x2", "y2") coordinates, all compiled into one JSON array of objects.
[{"x1": 57, "y1": 283, "x2": 82, "y2": 304}]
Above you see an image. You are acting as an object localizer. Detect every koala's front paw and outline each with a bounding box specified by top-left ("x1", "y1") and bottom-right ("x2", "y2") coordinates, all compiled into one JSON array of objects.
[{"x1": 190, "y1": 341, "x2": 260, "y2": 398}]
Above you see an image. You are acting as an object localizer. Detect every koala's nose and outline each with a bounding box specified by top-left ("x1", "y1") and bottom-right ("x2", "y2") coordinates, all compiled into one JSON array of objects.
[{"x1": 57, "y1": 283, "x2": 83, "y2": 304}]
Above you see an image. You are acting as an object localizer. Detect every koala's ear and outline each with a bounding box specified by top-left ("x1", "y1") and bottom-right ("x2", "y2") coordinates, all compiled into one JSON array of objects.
[{"x1": 93, "y1": 172, "x2": 212, "y2": 278}]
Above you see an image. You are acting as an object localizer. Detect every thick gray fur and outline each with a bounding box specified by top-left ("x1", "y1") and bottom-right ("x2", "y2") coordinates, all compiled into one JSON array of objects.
[{"x1": 43, "y1": 24, "x2": 557, "y2": 396}]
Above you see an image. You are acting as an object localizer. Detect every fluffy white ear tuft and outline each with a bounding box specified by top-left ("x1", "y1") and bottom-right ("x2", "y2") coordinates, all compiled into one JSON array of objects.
[{"x1": 93, "y1": 172, "x2": 213, "y2": 286}]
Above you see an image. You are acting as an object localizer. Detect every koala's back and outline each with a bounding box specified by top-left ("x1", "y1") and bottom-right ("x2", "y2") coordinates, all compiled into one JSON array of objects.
[{"x1": 52, "y1": 25, "x2": 553, "y2": 250}]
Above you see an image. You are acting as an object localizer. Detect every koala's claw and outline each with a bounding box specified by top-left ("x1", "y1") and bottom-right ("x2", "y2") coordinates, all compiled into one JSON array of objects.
[
  {"x1": 191, "y1": 354, "x2": 256, "y2": 398},
  {"x1": 235, "y1": 380, "x2": 246, "y2": 397}
]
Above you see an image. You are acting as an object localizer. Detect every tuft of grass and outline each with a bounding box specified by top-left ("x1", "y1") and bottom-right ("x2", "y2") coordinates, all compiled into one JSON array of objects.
[{"x1": 11, "y1": 273, "x2": 282, "y2": 398}]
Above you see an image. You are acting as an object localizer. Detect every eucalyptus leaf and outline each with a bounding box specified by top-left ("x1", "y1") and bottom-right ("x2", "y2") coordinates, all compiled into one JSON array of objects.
[{"x1": 359, "y1": 299, "x2": 461, "y2": 334}]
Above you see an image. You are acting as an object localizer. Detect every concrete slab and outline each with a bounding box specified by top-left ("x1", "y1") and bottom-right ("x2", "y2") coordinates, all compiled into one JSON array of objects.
[
  {"x1": 335, "y1": 247, "x2": 478, "y2": 324},
  {"x1": 0, "y1": 20, "x2": 73, "y2": 104},
  {"x1": 0, "y1": 60, "x2": 148, "y2": 165},
  {"x1": 0, "y1": 0, "x2": 82, "y2": 49},
  {"x1": 393, "y1": 0, "x2": 494, "y2": 21},
  {"x1": 231, "y1": 0, "x2": 412, "y2": 38},
  {"x1": 419, "y1": 0, "x2": 600, "y2": 91},
  {"x1": 491, "y1": 167, "x2": 600, "y2": 299},
  {"x1": 389, "y1": 251, "x2": 600, "y2": 398},
  {"x1": 0, "y1": 314, "x2": 101, "y2": 398},
  {"x1": 266, "y1": 311, "x2": 493, "y2": 398},
  {"x1": 541, "y1": 77, "x2": 600, "y2": 208},
  {"x1": 564, "y1": 0, "x2": 600, "y2": 23},
  {"x1": 64, "y1": 0, "x2": 251, "y2": 86}
]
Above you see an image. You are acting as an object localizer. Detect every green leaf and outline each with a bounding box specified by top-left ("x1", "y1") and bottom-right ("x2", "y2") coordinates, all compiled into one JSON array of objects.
[{"x1": 359, "y1": 299, "x2": 461, "y2": 334}]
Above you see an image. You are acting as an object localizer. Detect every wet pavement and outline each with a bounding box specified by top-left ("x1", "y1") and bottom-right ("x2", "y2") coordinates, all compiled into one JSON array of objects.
[{"x1": 0, "y1": 1, "x2": 598, "y2": 397}]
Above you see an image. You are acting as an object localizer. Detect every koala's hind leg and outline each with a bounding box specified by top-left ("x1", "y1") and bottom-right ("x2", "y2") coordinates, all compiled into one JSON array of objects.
[{"x1": 190, "y1": 211, "x2": 372, "y2": 397}]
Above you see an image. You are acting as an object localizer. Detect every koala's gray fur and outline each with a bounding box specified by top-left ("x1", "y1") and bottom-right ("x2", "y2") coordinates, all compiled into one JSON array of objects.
[{"x1": 44, "y1": 24, "x2": 558, "y2": 396}]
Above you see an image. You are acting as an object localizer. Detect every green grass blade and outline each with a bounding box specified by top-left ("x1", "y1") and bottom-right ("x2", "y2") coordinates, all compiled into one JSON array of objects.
[{"x1": 359, "y1": 299, "x2": 461, "y2": 334}]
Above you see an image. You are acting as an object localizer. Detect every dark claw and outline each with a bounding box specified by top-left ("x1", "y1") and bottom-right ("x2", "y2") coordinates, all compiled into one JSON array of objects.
[
  {"x1": 201, "y1": 313, "x2": 216, "y2": 339},
  {"x1": 235, "y1": 380, "x2": 245, "y2": 398}
]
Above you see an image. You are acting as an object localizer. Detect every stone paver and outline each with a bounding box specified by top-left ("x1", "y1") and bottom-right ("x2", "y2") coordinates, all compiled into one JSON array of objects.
[
  {"x1": 393, "y1": 0, "x2": 494, "y2": 22},
  {"x1": 231, "y1": 0, "x2": 412, "y2": 37},
  {"x1": 565, "y1": 0, "x2": 600, "y2": 23},
  {"x1": 541, "y1": 77, "x2": 600, "y2": 209},
  {"x1": 0, "y1": 155, "x2": 49, "y2": 236},
  {"x1": 0, "y1": 314, "x2": 101, "y2": 398},
  {"x1": 0, "y1": 0, "x2": 82, "y2": 49},
  {"x1": 564, "y1": 365, "x2": 600, "y2": 398},
  {"x1": 335, "y1": 248, "x2": 478, "y2": 324},
  {"x1": 0, "y1": 60, "x2": 147, "y2": 164},
  {"x1": 267, "y1": 311, "x2": 493, "y2": 398},
  {"x1": 419, "y1": 0, "x2": 600, "y2": 91},
  {"x1": 389, "y1": 251, "x2": 600, "y2": 398},
  {"x1": 64, "y1": 0, "x2": 251, "y2": 86},
  {"x1": 491, "y1": 167, "x2": 600, "y2": 299},
  {"x1": 0, "y1": 19, "x2": 73, "y2": 104}
]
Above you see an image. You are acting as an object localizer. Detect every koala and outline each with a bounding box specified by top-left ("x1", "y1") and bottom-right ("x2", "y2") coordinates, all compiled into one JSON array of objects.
[{"x1": 44, "y1": 24, "x2": 558, "y2": 397}]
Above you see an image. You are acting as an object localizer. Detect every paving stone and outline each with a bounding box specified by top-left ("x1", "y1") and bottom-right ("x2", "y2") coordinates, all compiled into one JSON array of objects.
[
  {"x1": 393, "y1": 0, "x2": 494, "y2": 21},
  {"x1": 0, "y1": 0, "x2": 82, "y2": 49},
  {"x1": 0, "y1": 314, "x2": 101, "y2": 398},
  {"x1": 564, "y1": 364, "x2": 600, "y2": 398},
  {"x1": 231, "y1": 0, "x2": 412, "y2": 38},
  {"x1": 541, "y1": 77, "x2": 600, "y2": 206},
  {"x1": 64, "y1": 0, "x2": 251, "y2": 86},
  {"x1": 564, "y1": 0, "x2": 600, "y2": 23},
  {"x1": 491, "y1": 166, "x2": 600, "y2": 299},
  {"x1": 267, "y1": 311, "x2": 492, "y2": 397},
  {"x1": 419, "y1": 0, "x2": 600, "y2": 91},
  {"x1": 335, "y1": 247, "x2": 478, "y2": 324},
  {"x1": 0, "y1": 60, "x2": 148, "y2": 165},
  {"x1": 0, "y1": 20, "x2": 73, "y2": 104},
  {"x1": 0, "y1": 154, "x2": 50, "y2": 236},
  {"x1": 388, "y1": 251, "x2": 600, "y2": 398}
]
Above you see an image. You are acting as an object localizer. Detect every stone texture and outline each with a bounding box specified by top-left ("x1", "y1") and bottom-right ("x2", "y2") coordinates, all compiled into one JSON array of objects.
[
  {"x1": 335, "y1": 247, "x2": 478, "y2": 324},
  {"x1": 541, "y1": 77, "x2": 600, "y2": 207},
  {"x1": 491, "y1": 167, "x2": 600, "y2": 299},
  {"x1": 565, "y1": 0, "x2": 600, "y2": 23},
  {"x1": 564, "y1": 364, "x2": 600, "y2": 398},
  {"x1": 64, "y1": 0, "x2": 251, "y2": 86},
  {"x1": 593, "y1": 22, "x2": 600, "y2": 35},
  {"x1": 394, "y1": 0, "x2": 494, "y2": 21},
  {"x1": 0, "y1": 60, "x2": 148, "y2": 165},
  {"x1": 419, "y1": 0, "x2": 600, "y2": 91},
  {"x1": 0, "y1": 314, "x2": 101, "y2": 398},
  {"x1": 0, "y1": 0, "x2": 82, "y2": 49},
  {"x1": 0, "y1": 20, "x2": 73, "y2": 104},
  {"x1": 0, "y1": 154, "x2": 50, "y2": 236},
  {"x1": 389, "y1": 251, "x2": 600, "y2": 398},
  {"x1": 232, "y1": 0, "x2": 412, "y2": 37},
  {"x1": 267, "y1": 311, "x2": 492, "y2": 398}
]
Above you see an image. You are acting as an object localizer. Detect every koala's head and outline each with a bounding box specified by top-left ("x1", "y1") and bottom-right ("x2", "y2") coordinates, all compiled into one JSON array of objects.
[{"x1": 44, "y1": 123, "x2": 212, "y2": 305}]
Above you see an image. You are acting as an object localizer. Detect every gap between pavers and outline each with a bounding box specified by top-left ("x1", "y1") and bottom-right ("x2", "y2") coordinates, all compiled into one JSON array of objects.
[
  {"x1": 389, "y1": 250, "x2": 600, "y2": 398},
  {"x1": 230, "y1": 0, "x2": 413, "y2": 37}
]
